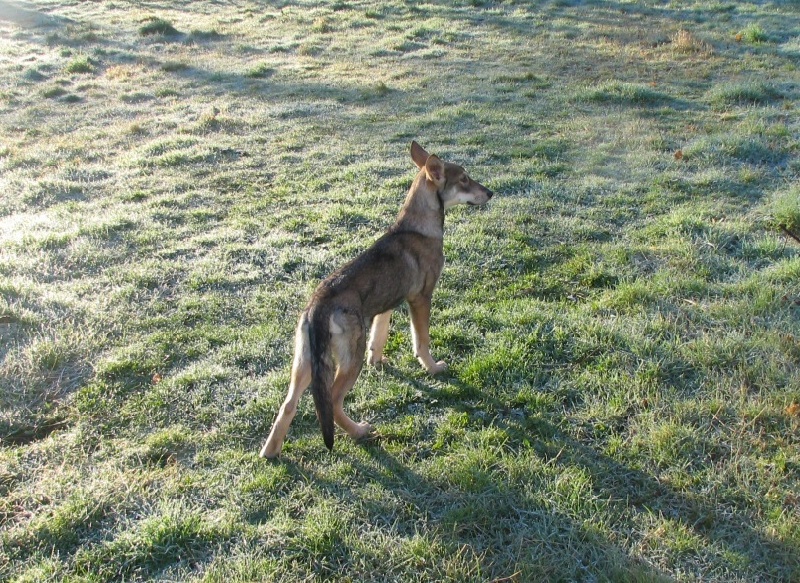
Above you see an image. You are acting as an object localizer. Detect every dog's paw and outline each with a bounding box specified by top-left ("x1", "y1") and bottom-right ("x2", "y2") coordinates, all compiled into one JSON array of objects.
[
  {"x1": 259, "y1": 439, "x2": 282, "y2": 459},
  {"x1": 356, "y1": 425, "x2": 379, "y2": 444},
  {"x1": 427, "y1": 360, "x2": 448, "y2": 375},
  {"x1": 369, "y1": 355, "x2": 389, "y2": 368},
  {"x1": 352, "y1": 420, "x2": 375, "y2": 441}
]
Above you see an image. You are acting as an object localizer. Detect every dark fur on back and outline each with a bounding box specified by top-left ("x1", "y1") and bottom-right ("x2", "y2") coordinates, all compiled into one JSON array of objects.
[{"x1": 314, "y1": 230, "x2": 444, "y2": 316}]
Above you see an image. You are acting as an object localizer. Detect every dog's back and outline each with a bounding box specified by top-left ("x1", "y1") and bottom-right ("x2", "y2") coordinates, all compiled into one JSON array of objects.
[{"x1": 311, "y1": 228, "x2": 445, "y2": 320}]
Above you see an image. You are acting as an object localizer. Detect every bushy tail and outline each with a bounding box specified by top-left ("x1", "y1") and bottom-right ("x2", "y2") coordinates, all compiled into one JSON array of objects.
[{"x1": 308, "y1": 308, "x2": 335, "y2": 450}]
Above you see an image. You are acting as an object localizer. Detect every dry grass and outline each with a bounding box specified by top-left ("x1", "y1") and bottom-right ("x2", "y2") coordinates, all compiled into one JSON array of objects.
[{"x1": 671, "y1": 29, "x2": 712, "y2": 56}]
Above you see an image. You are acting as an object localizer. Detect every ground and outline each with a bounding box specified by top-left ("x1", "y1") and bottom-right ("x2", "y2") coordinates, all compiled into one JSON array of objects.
[{"x1": 0, "y1": 0, "x2": 799, "y2": 581}]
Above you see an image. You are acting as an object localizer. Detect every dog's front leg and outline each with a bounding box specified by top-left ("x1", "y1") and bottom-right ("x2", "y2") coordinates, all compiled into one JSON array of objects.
[{"x1": 409, "y1": 297, "x2": 447, "y2": 374}]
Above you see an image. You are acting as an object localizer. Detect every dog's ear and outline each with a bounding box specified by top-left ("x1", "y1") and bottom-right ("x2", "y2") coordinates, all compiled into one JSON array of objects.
[
  {"x1": 410, "y1": 141, "x2": 430, "y2": 169},
  {"x1": 424, "y1": 154, "x2": 445, "y2": 187}
]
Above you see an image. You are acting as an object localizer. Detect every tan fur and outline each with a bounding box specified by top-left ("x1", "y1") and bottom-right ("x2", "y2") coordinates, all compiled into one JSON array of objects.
[{"x1": 260, "y1": 141, "x2": 493, "y2": 458}]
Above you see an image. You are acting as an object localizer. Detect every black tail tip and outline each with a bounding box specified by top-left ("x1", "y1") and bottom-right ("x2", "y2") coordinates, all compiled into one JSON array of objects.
[{"x1": 323, "y1": 433, "x2": 334, "y2": 452}]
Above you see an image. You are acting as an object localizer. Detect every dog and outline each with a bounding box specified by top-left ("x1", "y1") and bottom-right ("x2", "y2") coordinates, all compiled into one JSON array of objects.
[{"x1": 260, "y1": 141, "x2": 493, "y2": 458}]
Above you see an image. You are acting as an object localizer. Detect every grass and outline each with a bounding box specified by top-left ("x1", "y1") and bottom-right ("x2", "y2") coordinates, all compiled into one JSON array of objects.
[
  {"x1": 572, "y1": 81, "x2": 671, "y2": 106},
  {"x1": 770, "y1": 186, "x2": 800, "y2": 236},
  {"x1": 1, "y1": 0, "x2": 799, "y2": 582},
  {"x1": 671, "y1": 30, "x2": 712, "y2": 56},
  {"x1": 139, "y1": 17, "x2": 181, "y2": 37},
  {"x1": 738, "y1": 23, "x2": 768, "y2": 44},
  {"x1": 64, "y1": 55, "x2": 95, "y2": 74},
  {"x1": 706, "y1": 81, "x2": 782, "y2": 109}
]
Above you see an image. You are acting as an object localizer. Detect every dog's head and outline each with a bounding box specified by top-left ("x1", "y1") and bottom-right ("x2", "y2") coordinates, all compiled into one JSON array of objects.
[{"x1": 411, "y1": 141, "x2": 494, "y2": 209}]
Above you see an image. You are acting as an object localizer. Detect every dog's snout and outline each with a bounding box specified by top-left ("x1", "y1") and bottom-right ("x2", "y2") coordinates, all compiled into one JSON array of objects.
[{"x1": 486, "y1": 189, "x2": 494, "y2": 199}]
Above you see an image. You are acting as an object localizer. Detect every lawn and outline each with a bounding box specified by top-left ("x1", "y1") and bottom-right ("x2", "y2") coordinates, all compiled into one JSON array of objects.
[{"x1": 1, "y1": 0, "x2": 799, "y2": 581}]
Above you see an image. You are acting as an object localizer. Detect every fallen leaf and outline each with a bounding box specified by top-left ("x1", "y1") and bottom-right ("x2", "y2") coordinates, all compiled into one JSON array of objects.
[
  {"x1": 786, "y1": 402, "x2": 800, "y2": 416},
  {"x1": 674, "y1": 150, "x2": 684, "y2": 160},
  {"x1": 152, "y1": 373, "x2": 163, "y2": 385},
  {"x1": 735, "y1": 33, "x2": 743, "y2": 42}
]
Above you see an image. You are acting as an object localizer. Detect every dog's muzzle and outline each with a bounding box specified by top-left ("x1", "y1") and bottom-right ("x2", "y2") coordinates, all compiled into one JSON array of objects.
[{"x1": 467, "y1": 190, "x2": 493, "y2": 205}]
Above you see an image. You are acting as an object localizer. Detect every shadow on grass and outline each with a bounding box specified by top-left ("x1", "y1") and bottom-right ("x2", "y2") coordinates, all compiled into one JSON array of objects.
[
  {"x1": 429, "y1": 373, "x2": 799, "y2": 580},
  {"x1": 5, "y1": 4, "x2": 400, "y2": 107},
  {"x1": 249, "y1": 362, "x2": 665, "y2": 580},
  {"x1": 268, "y1": 440, "x2": 674, "y2": 582},
  {"x1": 531, "y1": 431, "x2": 800, "y2": 582},
  {"x1": 255, "y1": 364, "x2": 798, "y2": 581}
]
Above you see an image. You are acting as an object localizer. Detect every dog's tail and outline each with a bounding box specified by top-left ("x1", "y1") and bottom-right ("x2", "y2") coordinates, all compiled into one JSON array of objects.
[{"x1": 307, "y1": 307, "x2": 335, "y2": 450}]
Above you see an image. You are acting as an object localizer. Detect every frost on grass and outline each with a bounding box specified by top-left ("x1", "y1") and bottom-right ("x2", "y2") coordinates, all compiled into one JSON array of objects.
[{"x1": 0, "y1": 0, "x2": 798, "y2": 581}]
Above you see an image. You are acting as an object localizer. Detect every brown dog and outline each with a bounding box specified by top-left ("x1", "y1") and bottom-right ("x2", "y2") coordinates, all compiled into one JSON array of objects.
[{"x1": 260, "y1": 141, "x2": 493, "y2": 457}]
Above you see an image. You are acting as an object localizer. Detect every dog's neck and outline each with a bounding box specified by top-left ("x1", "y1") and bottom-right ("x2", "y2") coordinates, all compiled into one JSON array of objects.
[{"x1": 393, "y1": 172, "x2": 445, "y2": 239}]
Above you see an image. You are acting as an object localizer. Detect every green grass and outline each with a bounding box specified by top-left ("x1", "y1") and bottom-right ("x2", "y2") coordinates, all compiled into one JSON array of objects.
[
  {"x1": 770, "y1": 186, "x2": 800, "y2": 235},
  {"x1": 738, "y1": 23, "x2": 769, "y2": 44},
  {"x1": 64, "y1": 55, "x2": 95, "y2": 74},
  {"x1": 572, "y1": 81, "x2": 671, "y2": 106},
  {"x1": 1, "y1": 1, "x2": 799, "y2": 582},
  {"x1": 706, "y1": 81, "x2": 782, "y2": 109},
  {"x1": 139, "y1": 17, "x2": 181, "y2": 37}
]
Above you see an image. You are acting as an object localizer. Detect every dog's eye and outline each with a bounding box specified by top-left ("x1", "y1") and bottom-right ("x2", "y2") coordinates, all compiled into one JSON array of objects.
[{"x1": 461, "y1": 176, "x2": 469, "y2": 184}]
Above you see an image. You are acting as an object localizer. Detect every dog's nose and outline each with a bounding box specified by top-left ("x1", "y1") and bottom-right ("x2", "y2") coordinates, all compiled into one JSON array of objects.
[{"x1": 486, "y1": 190, "x2": 494, "y2": 199}]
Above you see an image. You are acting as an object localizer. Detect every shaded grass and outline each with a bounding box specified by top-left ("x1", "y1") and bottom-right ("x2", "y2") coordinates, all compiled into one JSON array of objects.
[{"x1": 72, "y1": 505, "x2": 233, "y2": 581}]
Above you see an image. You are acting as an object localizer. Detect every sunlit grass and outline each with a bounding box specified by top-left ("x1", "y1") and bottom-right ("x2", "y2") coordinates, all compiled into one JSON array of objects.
[{"x1": 1, "y1": 0, "x2": 798, "y2": 581}]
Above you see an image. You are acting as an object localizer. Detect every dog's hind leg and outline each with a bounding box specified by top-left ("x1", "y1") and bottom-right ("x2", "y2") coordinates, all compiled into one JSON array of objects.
[
  {"x1": 368, "y1": 310, "x2": 392, "y2": 367},
  {"x1": 260, "y1": 318, "x2": 312, "y2": 458},
  {"x1": 332, "y1": 361, "x2": 373, "y2": 441},
  {"x1": 409, "y1": 296, "x2": 447, "y2": 374},
  {"x1": 330, "y1": 312, "x2": 373, "y2": 441}
]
